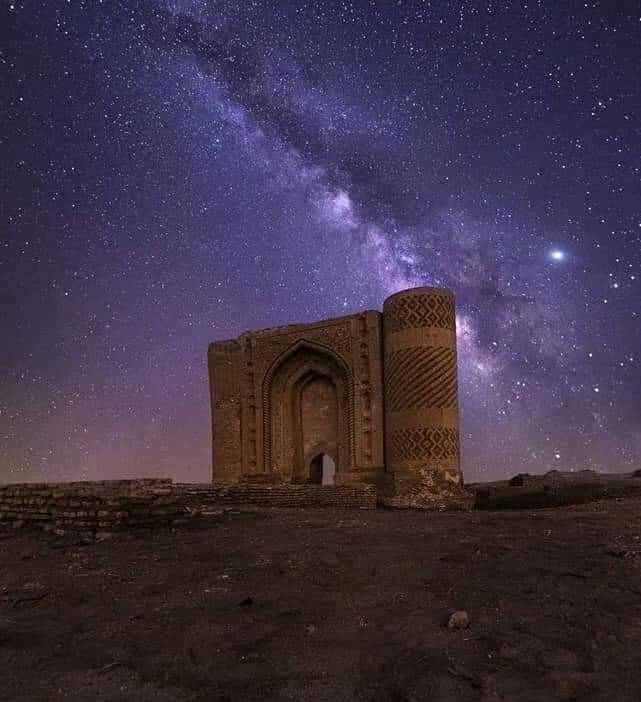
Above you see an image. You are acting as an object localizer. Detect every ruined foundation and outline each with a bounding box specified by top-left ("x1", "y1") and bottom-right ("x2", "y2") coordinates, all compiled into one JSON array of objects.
[
  {"x1": 0, "y1": 479, "x2": 185, "y2": 538},
  {"x1": 0, "y1": 480, "x2": 377, "y2": 536}
]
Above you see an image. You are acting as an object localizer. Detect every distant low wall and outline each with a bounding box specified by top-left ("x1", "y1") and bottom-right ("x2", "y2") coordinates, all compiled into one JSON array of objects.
[
  {"x1": 176, "y1": 483, "x2": 378, "y2": 510},
  {"x1": 0, "y1": 479, "x2": 185, "y2": 537},
  {"x1": 473, "y1": 473, "x2": 641, "y2": 510}
]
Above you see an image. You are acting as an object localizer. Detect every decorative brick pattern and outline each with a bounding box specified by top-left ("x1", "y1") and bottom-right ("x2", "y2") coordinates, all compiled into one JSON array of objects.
[
  {"x1": 388, "y1": 427, "x2": 460, "y2": 463},
  {"x1": 241, "y1": 336, "x2": 258, "y2": 471},
  {"x1": 253, "y1": 322, "x2": 353, "y2": 376},
  {"x1": 209, "y1": 287, "x2": 464, "y2": 509},
  {"x1": 385, "y1": 292, "x2": 455, "y2": 332},
  {"x1": 358, "y1": 313, "x2": 373, "y2": 462},
  {"x1": 385, "y1": 346, "x2": 457, "y2": 411}
]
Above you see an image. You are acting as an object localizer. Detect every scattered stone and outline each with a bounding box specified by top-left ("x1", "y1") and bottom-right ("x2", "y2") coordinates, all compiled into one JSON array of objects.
[
  {"x1": 239, "y1": 597, "x2": 254, "y2": 607},
  {"x1": 95, "y1": 660, "x2": 121, "y2": 674},
  {"x1": 95, "y1": 531, "x2": 114, "y2": 541},
  {"x1": 6, "y1": 590, "x2": 49, "y2": 608},
  {"x1": 447, "y1": 610, "x2": 470, "y2": 630}
]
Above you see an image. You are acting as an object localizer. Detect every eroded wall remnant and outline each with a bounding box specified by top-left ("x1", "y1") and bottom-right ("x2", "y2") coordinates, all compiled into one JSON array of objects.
[
  {"x1": 0, "y1": 480, "x2": 377, "y2": 536},
  {"x1": 209, "y1": 286, "x2": 472, "y2": 509},
  {"x1": 0, "y1": 479, "x2": 184, "y2": 538}
]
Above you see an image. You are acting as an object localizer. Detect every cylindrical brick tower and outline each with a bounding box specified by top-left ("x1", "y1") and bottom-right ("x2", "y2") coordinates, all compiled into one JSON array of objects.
[{"x1": 382, "y1": 286, "x2": 470, "y2": 509}]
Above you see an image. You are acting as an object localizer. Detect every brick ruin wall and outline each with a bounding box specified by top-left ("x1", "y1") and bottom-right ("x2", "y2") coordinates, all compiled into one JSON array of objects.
[
  {"x1": 0, "y1": 479, "x2": 185, "y2": 538},
  {"x1": 0, "y1": 480, "x2": 377, "y2": 536},
  {"x1": 176, "y1": 483, "x2": 377, "y2": 510}
]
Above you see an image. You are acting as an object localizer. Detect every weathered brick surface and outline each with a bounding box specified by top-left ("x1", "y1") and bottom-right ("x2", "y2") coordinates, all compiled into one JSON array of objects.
[
  {"x1": 209, "y1": 286, "x2": 467, "y2": 510},
  {"x1": 0, "y1": 479, "x2": 183, "y2": 534},
  {"x1": 379, "y1": 471, "x2": 474, "y2": 511},
  {"x1": 0, "y1": 479, "x2": 377, "y2": 534},
  {"x1": 176, "y1": 483, "x2": 377, "y2": 510}
]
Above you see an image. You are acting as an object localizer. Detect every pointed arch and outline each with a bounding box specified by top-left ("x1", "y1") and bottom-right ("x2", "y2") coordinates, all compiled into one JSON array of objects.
[{"x1": 261, "y1": 339, "x2": 355, "y2": 479}]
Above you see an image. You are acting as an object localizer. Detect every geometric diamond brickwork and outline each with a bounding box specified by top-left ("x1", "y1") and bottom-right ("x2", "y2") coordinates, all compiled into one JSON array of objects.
[
  {"x1": 385, "y1": 293, "x2": 455, "y2": 333},
  {"x1": 388, "y1": 427, "x2": 459, "y2": 463}
]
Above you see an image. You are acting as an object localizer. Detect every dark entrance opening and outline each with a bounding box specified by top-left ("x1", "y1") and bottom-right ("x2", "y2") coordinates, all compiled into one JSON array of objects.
[{"x1": 308, "y1": 453, "x2": 336, "y2": 485}]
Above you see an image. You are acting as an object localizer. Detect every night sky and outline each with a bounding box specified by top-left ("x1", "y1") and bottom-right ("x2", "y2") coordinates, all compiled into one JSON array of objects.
[{"x1": 2, "y1": 1, "x2": 640, "y2": 484}]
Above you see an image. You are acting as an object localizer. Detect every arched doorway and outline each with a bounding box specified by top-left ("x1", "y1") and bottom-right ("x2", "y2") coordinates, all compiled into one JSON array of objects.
[
  {"x1": 309, "y1": 453, "x2": 337, "y2": 485},
  {"x1": 263, "y1": 342, "x2": 353, "y2": 481},
  {"x1": 300, "y1": 375, "x2": 338, "y2": 477}
]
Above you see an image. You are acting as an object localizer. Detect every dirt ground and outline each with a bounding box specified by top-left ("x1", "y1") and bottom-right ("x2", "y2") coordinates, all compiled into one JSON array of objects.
[{"x1": 2, "y1": 499, "x2": 641, "y2": 702}]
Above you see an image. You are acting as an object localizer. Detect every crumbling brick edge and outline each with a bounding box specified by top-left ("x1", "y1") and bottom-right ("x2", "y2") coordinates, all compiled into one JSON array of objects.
[{"x1": 0, "y1": 479, "x2": 379, "y2": 538}]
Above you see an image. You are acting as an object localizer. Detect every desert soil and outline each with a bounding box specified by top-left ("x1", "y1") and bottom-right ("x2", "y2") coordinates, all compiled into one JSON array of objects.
[{"x1": 2, "y1": 499, "x2": 641, "y2": 702}]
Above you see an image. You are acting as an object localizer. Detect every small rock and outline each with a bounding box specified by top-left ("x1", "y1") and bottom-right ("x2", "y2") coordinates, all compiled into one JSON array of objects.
[
  {"x1": 239, "y1": 597, "x2": 254, "y2": 607},
  {"x1": 305, "y1": 625, "x2": 317, "y2": 635},
  {"x1": 95, "y1": 531, "x2": 113, "y2": 541},
  {"x1": 447, "y1": 610, "x2": 470, "y2": 630}
]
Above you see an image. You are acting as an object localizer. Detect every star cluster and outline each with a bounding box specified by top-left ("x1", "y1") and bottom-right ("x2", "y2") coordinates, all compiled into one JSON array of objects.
[{"x1": 1, "y1": 1, "x2": 640, "y2": 482}]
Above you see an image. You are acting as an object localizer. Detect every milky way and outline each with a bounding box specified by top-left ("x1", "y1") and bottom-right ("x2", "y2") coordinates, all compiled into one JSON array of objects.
[{"x1": 1, "y1": 1, "x2": 640, "y2": 482}]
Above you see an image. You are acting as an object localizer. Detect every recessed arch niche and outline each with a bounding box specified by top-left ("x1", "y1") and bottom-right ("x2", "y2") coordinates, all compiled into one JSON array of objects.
[{"x1": 262, "y1": 341, "x2": 354, "y2": 482}]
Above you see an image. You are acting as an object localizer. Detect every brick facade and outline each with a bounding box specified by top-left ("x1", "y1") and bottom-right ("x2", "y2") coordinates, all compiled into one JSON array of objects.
[{"x1": 209, "y1": 286, "x2": 472, "y2": 509}]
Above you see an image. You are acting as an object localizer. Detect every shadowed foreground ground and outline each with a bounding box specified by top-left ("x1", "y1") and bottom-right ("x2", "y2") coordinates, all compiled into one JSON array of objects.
[{"x1": 2, "y1": 499, "x2": 641, "y2": 702}]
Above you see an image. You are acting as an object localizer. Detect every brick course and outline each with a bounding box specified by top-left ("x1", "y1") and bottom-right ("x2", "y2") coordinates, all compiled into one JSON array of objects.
[
  {"x1": 0, "y1": 479, "x2": 377, "y2": 536},
  {"x1": 0, "y1": 479, "x2": 184, "y2": 536},
  {"x1": 176, "y1": 483, "x2": 377, "y2": 510}
]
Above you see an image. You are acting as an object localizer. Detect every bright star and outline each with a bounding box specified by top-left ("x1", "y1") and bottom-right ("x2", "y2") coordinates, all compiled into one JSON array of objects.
[{"x1": 550, "y1": 249, "x2": 565, "y2": 261}]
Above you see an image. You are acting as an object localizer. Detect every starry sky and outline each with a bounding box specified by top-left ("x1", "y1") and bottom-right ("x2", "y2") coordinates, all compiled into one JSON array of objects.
[{"x1": 1, "y1": 1, "x2": 640, "y2": 484}]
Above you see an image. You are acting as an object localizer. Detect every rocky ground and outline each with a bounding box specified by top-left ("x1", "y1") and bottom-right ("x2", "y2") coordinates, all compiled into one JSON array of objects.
[{"x1": 2, "y1": 499, "x2": 641, "y2": 702}]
